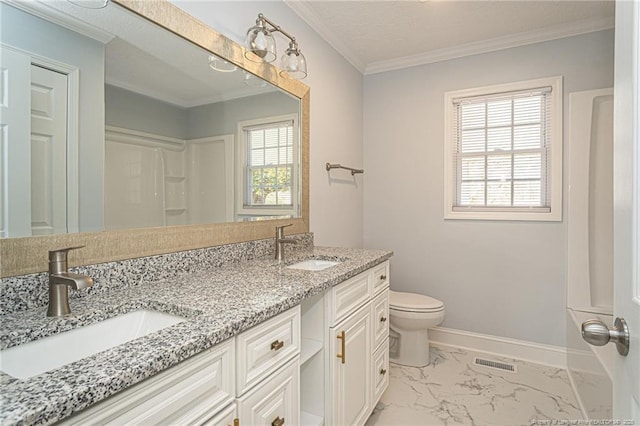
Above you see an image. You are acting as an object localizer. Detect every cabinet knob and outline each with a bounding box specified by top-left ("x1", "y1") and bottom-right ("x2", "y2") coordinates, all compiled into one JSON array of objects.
[
  {"x1": 380, "y1": 316, "x2": 387, "y2": 323},
  {"x1": 272, "y1": 416, "x2": 285, "y2": 426},
  {"x1": 380, "y1": 274, "x2": 387, "y2": 281},
  {"x1": 270, "y1": 340, "x2": 284, "y2": 351},
  {"x1": 380, "y1": 368, "x2": 387, "y2": 375}
]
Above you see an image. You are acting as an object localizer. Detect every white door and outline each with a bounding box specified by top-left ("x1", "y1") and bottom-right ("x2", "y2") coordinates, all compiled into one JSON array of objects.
[
  {"x1": 0, "y1": 46, "x2": 31, "y2": 237},
  {"x1": 30, "y1": 64, "x2": 68, "y2": 235},
  {"x1": 613, "y1": 0, "x2": 640, "y2": 420},
  {"x1": 0, "y1": 46, "x2": 68, "y2": 237}
]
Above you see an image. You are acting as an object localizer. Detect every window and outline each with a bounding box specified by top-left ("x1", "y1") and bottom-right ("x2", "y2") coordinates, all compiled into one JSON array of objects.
[
  {"x1": 236, "y1": 114, "x2": 299, "y2": 219},
  {"x1": 444, "y1": 76, "x2": 562, "y2": 221}
]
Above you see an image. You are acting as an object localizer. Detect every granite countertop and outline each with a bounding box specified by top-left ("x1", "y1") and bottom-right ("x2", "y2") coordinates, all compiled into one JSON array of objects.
[{"x1": 0, "y1": 246, "x2": 392, "y2": 426}]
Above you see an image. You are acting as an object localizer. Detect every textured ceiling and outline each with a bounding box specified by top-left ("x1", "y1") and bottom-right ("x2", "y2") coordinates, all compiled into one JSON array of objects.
[{"x1": 286, "y1": 0, "x2": 615, "y2": 74}]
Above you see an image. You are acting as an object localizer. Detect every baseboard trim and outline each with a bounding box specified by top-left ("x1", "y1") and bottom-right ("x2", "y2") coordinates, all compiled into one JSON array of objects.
[{"x1": 429, "y1": 326, "x2": 568, "y2": 369}]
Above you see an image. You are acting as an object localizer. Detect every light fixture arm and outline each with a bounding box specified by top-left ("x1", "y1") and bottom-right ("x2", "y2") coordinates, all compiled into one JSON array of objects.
[{"x1": 257, "y1": 13, "x2": 297, "y2": 45}]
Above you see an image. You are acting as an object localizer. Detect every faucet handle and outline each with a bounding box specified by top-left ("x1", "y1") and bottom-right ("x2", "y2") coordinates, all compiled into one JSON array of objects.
[{"x1": 49, "y1": 246, "x2": 86, "y2": 262}]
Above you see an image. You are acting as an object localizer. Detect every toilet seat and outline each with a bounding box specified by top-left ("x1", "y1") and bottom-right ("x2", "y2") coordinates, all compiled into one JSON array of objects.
[{"x1": 389, "y1": 290, "x2": 444, "y2": 313}]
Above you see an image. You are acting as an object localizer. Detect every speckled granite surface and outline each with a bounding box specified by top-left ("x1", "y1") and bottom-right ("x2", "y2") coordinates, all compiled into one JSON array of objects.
[
  {"x1": 0, "y1": 245, "x2": 392, "y2": 426},
  {"x1": 0, "y1": 234, "x2": 313, "y2": 315}
]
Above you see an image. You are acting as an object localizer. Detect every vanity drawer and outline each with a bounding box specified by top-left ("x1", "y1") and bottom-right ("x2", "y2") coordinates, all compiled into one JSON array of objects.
[
  {"x1": 202, "y1": 402, "x2": 237, "y2": 426},
  {"x1": 372, "y1": 261, "x2": 390, "y2": 294},
  {"x1": 372, "y1": 338, "x2": 390, "y2": 407},
  {"x1": 237, "y1": 357, "x2": 300, "y2": 426},
  {"x1": 236, "y1": 306, "x2": 300, "y2": 396},
  {"x1": 59, "y1": 339, "x2": 235, "y2": 426},
  {"x1": 371, "y1": 288, "x2": 389, "y2": 351},
  {"x1": 329, "y1": 270, "x2": 372, "y2": 325}
]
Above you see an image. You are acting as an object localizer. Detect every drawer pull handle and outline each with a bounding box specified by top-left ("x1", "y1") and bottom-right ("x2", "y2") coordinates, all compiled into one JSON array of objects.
[
  {"x1": 272, "y1": 416, "x2": 285, "y2": 426},
  {"x1": 336, "y1": 330, "x2": 346, "y2": 364},
  {"x1": 270, "y1": 340, "x2": 284, "y2": 351},
  {"x1": 380, "y1": 316, "x2": 387, "y2": 323},
  {"x1": 380, "y1": 274, "x2": 387, "y2": 280},
  {"x1": 380, "y1": 368, "x2": 387, "y2": 375}
]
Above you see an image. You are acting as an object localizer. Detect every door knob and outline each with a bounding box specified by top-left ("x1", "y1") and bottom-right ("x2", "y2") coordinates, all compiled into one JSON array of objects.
[{"x1": 581, "y1": 317, "x2": 630, "y2": 356}]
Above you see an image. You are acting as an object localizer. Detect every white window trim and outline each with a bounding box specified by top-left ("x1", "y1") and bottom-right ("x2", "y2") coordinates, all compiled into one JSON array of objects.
[
  {"x1": 235, "y1": 113, "x2": 299, "y2": 218},
  {"x1": 443, "y1": 76, "x2": 563, "y2": 221}
]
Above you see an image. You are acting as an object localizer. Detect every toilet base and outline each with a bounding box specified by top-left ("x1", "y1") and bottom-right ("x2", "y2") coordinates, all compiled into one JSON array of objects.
[{"x1": 389, "y1": 328, "x2": 431, "y2": 367}]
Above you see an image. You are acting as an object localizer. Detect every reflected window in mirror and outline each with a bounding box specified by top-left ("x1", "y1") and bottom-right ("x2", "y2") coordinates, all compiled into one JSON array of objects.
[{"x1": 236, "y1": 114, "x2": 299, "y2": 221}]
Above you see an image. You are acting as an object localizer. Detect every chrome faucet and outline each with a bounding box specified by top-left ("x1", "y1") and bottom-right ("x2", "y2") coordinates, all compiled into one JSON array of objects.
[
  {"x1": 275, "y1": 224, "x2": 298, "y2": 262},
  {"x1": 47, "y1": 246, "x2": 94, "y2": 317}
]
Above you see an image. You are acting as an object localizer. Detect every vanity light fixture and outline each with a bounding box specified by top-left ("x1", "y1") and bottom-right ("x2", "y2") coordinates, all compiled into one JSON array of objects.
[
  {"x1": 67, "y1": 0, "x2": 109, "y2": 9},
  {"x1": 245, "y1": 13, "x2": 308, "y2": 79},
  {"x1": 208, "y1": 55, "x2": 237, "y2": 73}
]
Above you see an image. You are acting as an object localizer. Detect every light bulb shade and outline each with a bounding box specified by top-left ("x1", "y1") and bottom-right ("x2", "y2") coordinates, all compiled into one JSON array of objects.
[
  {"x1": 280, "y1": 48, "x2": 307, "y2": 79},
  {"x1": 245, "y1": 26, "x2": 276, "y2": 63},
  {"x1": 243, "y1": 71, "x2": 268, "y2": 88},
  {"x1": 208, "y1": 55, "x2": 237, "y2": 73}
]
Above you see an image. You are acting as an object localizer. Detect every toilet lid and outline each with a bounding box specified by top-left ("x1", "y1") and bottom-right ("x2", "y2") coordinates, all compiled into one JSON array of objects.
[{"x1": 389, "y1": 290, "x2": 444, "y2": 312}]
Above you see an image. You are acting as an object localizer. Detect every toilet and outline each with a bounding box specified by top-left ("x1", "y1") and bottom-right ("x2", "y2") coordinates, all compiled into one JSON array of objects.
[{"x1": 388, "y1": 290, "x2": 445, "y2": 367}]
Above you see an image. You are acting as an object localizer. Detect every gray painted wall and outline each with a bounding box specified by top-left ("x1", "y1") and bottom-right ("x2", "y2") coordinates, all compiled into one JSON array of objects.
[
  {"x1": 105, "y1": 85, "x2": 188, "y2": 139},
  {"x1": 105, "y1": 86, "x2": 298, "y2": 141},
  {"x1": 187, "y1": 91, "x2": 299, "y2": 139},
  {"x1": 362, "y1": 30, "x2": 614, "y2": 347},
  {"x1": 1, "y1": 3, "x2": 105, "y2": 232}
]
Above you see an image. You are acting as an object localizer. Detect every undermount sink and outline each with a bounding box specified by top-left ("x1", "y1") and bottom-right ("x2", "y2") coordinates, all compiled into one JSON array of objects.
[
  {"x1": 0, "y1": 310, "x2": 186, "y2": 379},
  {"x1": 286, "y1": 259, "x2": 341, "y2": 271}
]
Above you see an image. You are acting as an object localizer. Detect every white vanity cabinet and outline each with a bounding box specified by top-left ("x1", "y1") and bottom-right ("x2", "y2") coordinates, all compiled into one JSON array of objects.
[
  {"x1": 299, "y1": 260, "x2": 390, "y2": 426},
  {"x1": 58, "y1": 307, "x2": 300, "y2": 426},
  {"x1": 56, "y1": 260, "x2": 391, "y2": 426}
]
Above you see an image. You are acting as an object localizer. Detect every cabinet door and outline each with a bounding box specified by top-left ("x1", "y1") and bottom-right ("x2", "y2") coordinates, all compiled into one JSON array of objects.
[
  {"x1": 371, "y1": 288, "x2": 389, "y2": 351},
  {"x1": 372, "y1": 338, "x2": 390, "y2": 407},
  {"x1": 329, "y1": 304, "x2": 371, "y2": 426},
  {"x1": 238, "y1": 358, "x2": 300, "y2": 426}
]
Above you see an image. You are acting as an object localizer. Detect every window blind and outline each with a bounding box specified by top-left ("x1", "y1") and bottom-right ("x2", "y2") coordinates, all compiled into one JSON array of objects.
[
  {"x1": 245, "y1": 120, "x2": 294, "y2": 207},
  {"x1": 451, "y1": 87, "x2": 552, "y2": 211}
]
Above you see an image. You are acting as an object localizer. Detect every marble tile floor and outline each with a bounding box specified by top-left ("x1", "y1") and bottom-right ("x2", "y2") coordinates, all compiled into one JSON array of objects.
[{"x1": 366, "y1": 344, "x2": 583, "y2": 426}]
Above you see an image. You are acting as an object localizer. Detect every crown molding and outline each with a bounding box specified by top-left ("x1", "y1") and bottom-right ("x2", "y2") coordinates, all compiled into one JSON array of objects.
[
  {"x1": 282, "y1": 1, "x2": 613, "y2": 77},
  {"x1": 365, "y1": 16, "x2": 614, "y2": 75},
  {"x1": 2, "y1": 0, "x2": 115, "y2": 43},
  {"x1": 283, "y1": 0, "x2": 366, "y2": 73}
]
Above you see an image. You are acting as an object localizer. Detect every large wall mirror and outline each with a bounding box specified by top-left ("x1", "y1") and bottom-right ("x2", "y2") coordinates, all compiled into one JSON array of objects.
[{"x1": 0, "y1": 0, "x2": 310, "y2": 276}]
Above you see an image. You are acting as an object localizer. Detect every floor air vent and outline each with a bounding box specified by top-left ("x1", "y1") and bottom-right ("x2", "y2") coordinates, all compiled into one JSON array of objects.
[{"x1": 473, "y1": 357, "x2": 517, "y2": 373}]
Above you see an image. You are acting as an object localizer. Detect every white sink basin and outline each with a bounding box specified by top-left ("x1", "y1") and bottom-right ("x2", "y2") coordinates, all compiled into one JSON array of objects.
[
  {"x1": 287, "y1": 259, "x2": 341, "y2": 271},
  {"x1": 0, "y1": 310, "x2": 186, "y2": 379}
]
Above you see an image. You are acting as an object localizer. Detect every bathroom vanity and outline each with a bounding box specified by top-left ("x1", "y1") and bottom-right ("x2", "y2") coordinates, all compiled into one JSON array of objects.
[{"x1": 0, "y1": 245, "x2": 391, "y2": 426}]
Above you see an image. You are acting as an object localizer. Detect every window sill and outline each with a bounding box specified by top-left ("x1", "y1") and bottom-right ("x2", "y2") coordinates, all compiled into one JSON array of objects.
[{"x1": 444, "y1": 208, "x2": 562, "y2": 222}]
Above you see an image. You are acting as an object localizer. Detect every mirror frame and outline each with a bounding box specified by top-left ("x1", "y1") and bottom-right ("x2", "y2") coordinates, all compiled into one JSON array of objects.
[{"x1": 0, "y1": 0, "x2": 310, "y2": 277}]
